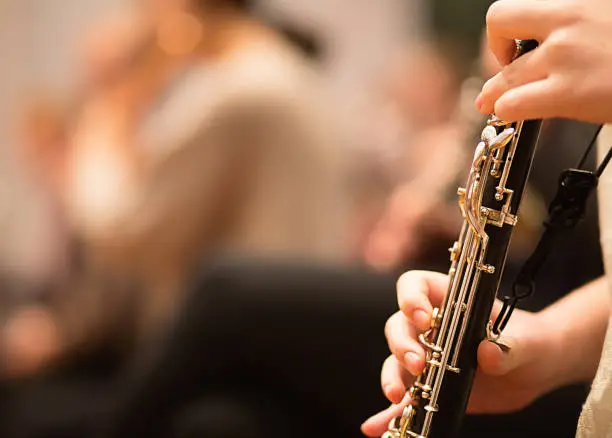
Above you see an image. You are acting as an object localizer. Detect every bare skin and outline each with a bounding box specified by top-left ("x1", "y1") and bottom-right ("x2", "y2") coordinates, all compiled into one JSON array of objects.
[
  {"x1": 362, "y1": 272, "x2": 610, "y2": 436},
  {"x1": 477, "y1": 0, "x2": 612, "y2": 123},
  {"x1": 365, "y1": 0, "x2": 612, "y2": 433}
]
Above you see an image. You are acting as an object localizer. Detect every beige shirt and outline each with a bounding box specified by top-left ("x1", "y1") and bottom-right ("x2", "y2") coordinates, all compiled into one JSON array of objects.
[
  {"x1": 577, "y1": 124, "x2": 612, "y2": 437},
  {"x1": 50, "y1": 36, "x2": 358, "y2": 362},
  {"x1": 67, "y1": 38, "x2": 354, "y2": 265}
]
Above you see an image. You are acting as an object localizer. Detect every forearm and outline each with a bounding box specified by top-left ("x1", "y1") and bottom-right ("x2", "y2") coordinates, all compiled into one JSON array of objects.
[{"x1": 539, "y1": 276, "x2": 610, "y2": 388}]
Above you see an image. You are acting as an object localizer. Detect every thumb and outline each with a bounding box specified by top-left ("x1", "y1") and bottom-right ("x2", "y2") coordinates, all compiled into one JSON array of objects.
[
  {"x1": 478, "y1": 302, "x2": 537, "y2": 376},
  {"x1": 475, "y1": 300, "x2": 518, "y2": 375},
  {"x1": 477, "y1": 335, "x2": 519, "y2": 376},
  {"x1": 477, "y1": 313, "x2": 534, "y2": 377},
  {"x1": 361, "y1": 403, "x2": 405, "y2": 437},
  {"x1": 361, "y1": 392, "x2": 412, "y2": 437}
]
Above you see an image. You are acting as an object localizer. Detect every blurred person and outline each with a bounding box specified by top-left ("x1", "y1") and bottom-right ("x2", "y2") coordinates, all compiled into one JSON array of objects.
[
  {"x1": 0, "y1": 8, "x2": 153, "y2": 311},
  {"x1": 1, "y1": 0, "x2": 355, "y2": 380},
  {"x1": 364, "y1": 35, "x2": 552, "y2": 274},
  {"x1": 364, "y1": 40, "x2": 470, "y2": 271},
  {"x1": 0, "y1": 98, "x2": 75, "y2": 303}
]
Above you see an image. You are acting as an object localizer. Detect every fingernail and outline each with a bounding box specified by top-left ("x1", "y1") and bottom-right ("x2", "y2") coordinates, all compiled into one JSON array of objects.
[
  {"x1": 383, "y1": 384, "x2": 402, "y2": 404},
  {"x1": 413, "y1": 309, "x2": 431, "y2": 329},
  {"x1": 489, "y1": 336, "x2": 512, "y2": 353},
  {"x1": 405, "y1": 352, "x2": 422, "y2": 376}
]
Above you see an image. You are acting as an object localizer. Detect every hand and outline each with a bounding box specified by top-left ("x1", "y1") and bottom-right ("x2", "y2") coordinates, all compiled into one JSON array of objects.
[
  {"x1": 364, "y1": 210, "x2": 421, "y2": 271},
  {"x1": 1, "y1": 307, "x2": 61, "y2": 380},
  {"x1": 361, "y1": 270, "x2": 563, "y2": 437},
  {"x1": 364, "y1": 188, "x2": 431, "y2": 270},
  {"x1": 476, "y1": 0, "x2": 612, "y2": 124}
]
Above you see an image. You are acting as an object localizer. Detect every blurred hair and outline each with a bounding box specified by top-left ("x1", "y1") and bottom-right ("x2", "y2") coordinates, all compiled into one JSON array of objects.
[
  {"x1": 194, "y1": 0, "x2": 255, "y2": 11},
  {"x1": 276, "y1": 24, "x2": 323, "y2": 62},
  {"x1": 193, "y1": 0, "x2": 323, "y2": 62}
]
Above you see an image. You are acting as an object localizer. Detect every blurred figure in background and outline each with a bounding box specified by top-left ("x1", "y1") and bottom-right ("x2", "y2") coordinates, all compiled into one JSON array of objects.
[
  {"x1": 2, "y1": 0, "x2": 356, "y2": 381},
  {"x1": 14, "y1": 98, "x2": 73, "y2": 293},
  {"x1": 364, "y1": 40, "x2": 470, "y2": 271}
]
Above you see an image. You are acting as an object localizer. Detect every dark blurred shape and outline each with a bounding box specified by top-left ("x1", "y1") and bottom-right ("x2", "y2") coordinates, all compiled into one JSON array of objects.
[
  {"x1": 429, "y1": 0, "x2": 494, "y2": 59},
  {"x1": 195, "y1": 0, "x2": 255, "y2": 9},
  {"x1": 522, "y1": 119, "x2": 604, "y2": 303},
  {"x1": 1, "y1": 0, "x2": 353, "y2": 382},
  {"x1": 276, "y1": 23, "x2": 323, "y2": 62},
  {"x1": 103, "y1": 257, "x2": 399, "y2": 438},
  {"x1": 364, "y1": 38, "x2": 472, "y2": 271},
  {"x1": 0, "y1": 258, "x2": 399, "y2": 438},
  {"x1": 194, "y1": 0, "x2": 324, "y2": 60}
]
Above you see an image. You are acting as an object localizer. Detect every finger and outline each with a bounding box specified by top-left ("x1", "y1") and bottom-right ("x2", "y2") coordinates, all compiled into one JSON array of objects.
[
  {"x1": 397, "y1": 270, "x2": 449, "y2": 331},
  {"x1": 486, "y1": 0, "x2": 567, "y2": 65},
  {"x1": 476, "y1": 49, "x2": 548, "y2": 115},
  {"x1": 381, "y1": 355, "x2": 412, "y2": 404},
  {"x1": 478, "y1": 315, "x2": 530, "y2": 376},
  {"x1": 361, "y1": 397, "x2": 409, "y2": 437},
  {"x1": 363, "y1": 229, "x2": 400, "y2": 270},
  {"x1": 385, "y1": 312, "x2": 426, "y2": 375},
  {"x1": 477, "y1": 338, "x2": 511, "y2": 377},
  {"x1": 494, "y1": 77, "x2": 566, "y2": 121}
]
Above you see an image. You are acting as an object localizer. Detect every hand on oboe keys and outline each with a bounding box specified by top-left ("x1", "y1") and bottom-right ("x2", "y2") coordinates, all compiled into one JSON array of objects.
[
  {"x1": 361, "y1": 271, "x2": 610, "y2": 438},
  {"x1": 360, "y1": 271, "x2": 552, "y2": 437},
  {"x1": 475, "y1": 0, "x2": 612, "y2": 124}
]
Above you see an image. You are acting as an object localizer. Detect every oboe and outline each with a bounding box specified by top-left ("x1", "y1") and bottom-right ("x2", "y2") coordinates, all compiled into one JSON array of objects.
[{"x1": 383, "y1": 40, "x2": 542, "y2": 438}]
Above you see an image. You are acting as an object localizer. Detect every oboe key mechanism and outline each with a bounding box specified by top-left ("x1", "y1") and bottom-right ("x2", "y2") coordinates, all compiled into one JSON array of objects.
[
  {"x1": 448, "y1": 242, "x2": 460, "y2": 262},
  {"x1": 383, "y1": 109, "x2": 543, "y2": 438},
  {"x1": 478, "y1": 264, "x2": 495, "y2": 274},
  {"x1": 485, "y1": 321, "x2": 512, "y2": 352},
  {"x1": 430, "y1": 307, "x2": 442, "y2": 329},
  {"x1": 380, "y1": 39, "x2": 544, "y2": 438}
]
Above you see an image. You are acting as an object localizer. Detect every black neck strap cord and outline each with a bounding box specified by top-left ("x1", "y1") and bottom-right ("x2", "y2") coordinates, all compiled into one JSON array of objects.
[{"x1": 492, "y1": 124, "x2": 612, "y2": 335}]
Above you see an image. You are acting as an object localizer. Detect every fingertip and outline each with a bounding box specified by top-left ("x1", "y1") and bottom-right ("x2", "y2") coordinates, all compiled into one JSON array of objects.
[
  {"x1": 360, "y1": 419, "x2": 375, "y2": 437},
  {"x1": 397, "y1": 271, "x2": 443, "y2": 319},
  {"x1": 360, "y1": 419, "x2": 371, "y2": 436},
  {"x1": 404, "y1": 351, "x2": 425, "y2": 376},
  {"x1": 384, "y1": 384, "x2": 405, "y2": 405},
  {"x1": 412, "y1": 309, "x2": 432, "y2": 331},
  {"x1": 494, "y1": 79, "x2": 561, "y2": 122},
  {"x1": 360, "y1": 414, "x2": 385, "y2": 437},
  {"x1": 479, "y1": 74, "x2": 508, "y2": 116},
  {"x1": 477, "y1": 100, "x2": 493, "y2": 116},
  {"x1": 381, "y1": 355, "x2": 411, "y2": 403},
  {"x1": 361, "y1": 403, "x2": 405, "y2": 437},
  {"x1": 494, "y1": 93, "x2": 521, "y2": 122},
  {"x1": 475, "y1": 93, "x2": 484, "y2": 111},
  {"x1": 396, "y1": 271, "x2": 419, "y2": 296}
]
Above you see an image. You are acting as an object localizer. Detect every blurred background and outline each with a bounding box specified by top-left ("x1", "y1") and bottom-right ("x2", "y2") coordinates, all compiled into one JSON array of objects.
[{"x1": 0, "y1": 1, "x2": 602, "y2": 437}]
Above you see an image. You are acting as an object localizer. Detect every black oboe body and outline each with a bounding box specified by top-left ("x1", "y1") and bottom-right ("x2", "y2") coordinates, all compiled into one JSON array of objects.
[{"x1": 383, "y1": 41, "x2": 542, "y2": 438}]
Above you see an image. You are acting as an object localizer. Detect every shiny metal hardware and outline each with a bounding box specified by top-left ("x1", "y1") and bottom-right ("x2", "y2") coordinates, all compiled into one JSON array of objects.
[
  {"x1": 478, "y1": 264, "x2": 495, "y2": 274},
  {"x1": 384, "y1": 116, "x2": 522, "y2": 438},
  {"x1": 481, "y1": 207, "x2": 518, "y2": 227},
  {"x1": 448, "y1": 242, "x2": 460, "y2": 262},
  {"x1": 486, "y1": 321, "x2": 512, "y2": 353}
]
